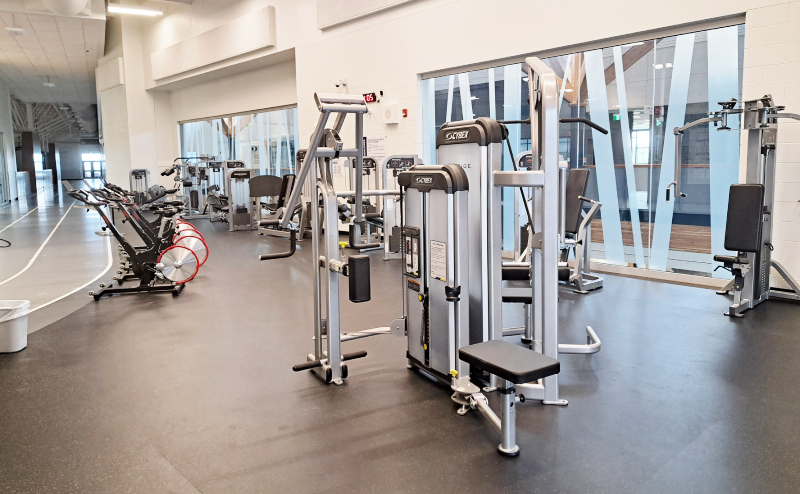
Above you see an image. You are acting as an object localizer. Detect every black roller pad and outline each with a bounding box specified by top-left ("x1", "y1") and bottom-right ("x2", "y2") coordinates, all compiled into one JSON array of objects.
[
  {"x1": 502, "y1": 266, "x2": 531, "y2": 281},
  {"x1": 459, "y1": 340, "x2": 560, "y2": 385},
  {"x1": 348, "y1": 255, "x2": 371, "y2": 303},
  {"x1": 723, "y1": 184, "x2": 765, "y2": 253}
]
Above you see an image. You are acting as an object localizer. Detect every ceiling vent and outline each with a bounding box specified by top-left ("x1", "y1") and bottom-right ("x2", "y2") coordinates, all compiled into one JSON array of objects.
[
  {"x1": 42, "y1": 0, "x2": 88, "y2": 16},
  {"x1": 4, "y1": 27, "x2": 26, "y2": 37}
]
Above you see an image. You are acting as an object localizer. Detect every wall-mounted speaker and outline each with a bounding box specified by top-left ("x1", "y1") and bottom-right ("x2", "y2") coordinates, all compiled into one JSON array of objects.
[{"x1": 382, "y1": 104, "x2": 400, "y2": 124}]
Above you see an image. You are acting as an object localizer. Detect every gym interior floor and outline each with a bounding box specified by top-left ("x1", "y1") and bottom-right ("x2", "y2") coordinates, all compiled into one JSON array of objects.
[{"x1": 2, "y1": 196, "x2": 800, "y2": 493}]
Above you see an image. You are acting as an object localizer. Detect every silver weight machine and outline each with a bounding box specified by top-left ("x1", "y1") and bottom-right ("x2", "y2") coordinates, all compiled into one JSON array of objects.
[
  {"x1": 392, "y1": 57, "x2": 581, "y2": 455},
  {"x1": 261, "y1": 93, "x2": 401, "y2": 385},
  {"x1": 225, "y1": 166, "x2": 257, "y2": 232},
  {"x1": 392, "y1": 58, "x2": 600, "y2": 423},
  {"x1": 382, "y1": 156, "x2": 420, "y2": 260},
  {"x1": 669, "y1": 95, "x2": 800, "y2": 317},
  {"x1": 514, "y1": 150, "x2": 604, "y2": 294}
]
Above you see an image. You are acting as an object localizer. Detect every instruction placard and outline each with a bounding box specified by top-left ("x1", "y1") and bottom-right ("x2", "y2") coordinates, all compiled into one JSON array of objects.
[
  {"x1": 363, "y1": 135, "x2": 387, "y2": 173},
  {"x1": 430, "y1": 240, "x2": 447, "y2": 282}
]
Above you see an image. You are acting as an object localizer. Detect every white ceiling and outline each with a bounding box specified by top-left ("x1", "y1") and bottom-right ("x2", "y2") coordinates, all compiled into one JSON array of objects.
[{"x1": 0, "y1": 11, "x2": 105, "y2": 105}]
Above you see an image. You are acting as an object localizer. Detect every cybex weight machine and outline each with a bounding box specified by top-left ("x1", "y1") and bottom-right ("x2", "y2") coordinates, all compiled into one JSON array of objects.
[
  {"x1": 261, "y1": 93, "x2": 400, "y2": 385},
  {"x1": 669, "y1": 95, "x2": 800, "y2": 317}
]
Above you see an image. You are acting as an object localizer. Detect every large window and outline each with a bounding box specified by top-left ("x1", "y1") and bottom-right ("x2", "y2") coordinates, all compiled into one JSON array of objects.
[
  {"x1": 421, "y1": 25, "x2": 745, "y2": 278},
  {"x1": 180, "y1": 107, "x2": 300, "y2": 176}
]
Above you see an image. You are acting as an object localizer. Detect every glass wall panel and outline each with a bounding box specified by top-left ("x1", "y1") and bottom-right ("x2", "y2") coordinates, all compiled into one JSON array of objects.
[
  {"x1": 179, "y1": 107, "x2": 300, "y2": 177},
  {"x1": 421, "y1": 25, "x2": 745, "y2": 278}
]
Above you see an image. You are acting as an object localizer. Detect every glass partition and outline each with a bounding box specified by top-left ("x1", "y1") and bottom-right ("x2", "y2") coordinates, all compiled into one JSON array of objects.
[
  {"x1": 180, "y1": 107, "x2": 300, "y2": 176},
  {"x1": 421, "y1": 25, "x2": 745, "y2": 278}
]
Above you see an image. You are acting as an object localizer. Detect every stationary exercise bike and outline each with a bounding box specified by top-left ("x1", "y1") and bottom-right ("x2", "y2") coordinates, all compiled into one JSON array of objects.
[{"x1": 64, "y1": 182, "x2": 199, "y2": 300}]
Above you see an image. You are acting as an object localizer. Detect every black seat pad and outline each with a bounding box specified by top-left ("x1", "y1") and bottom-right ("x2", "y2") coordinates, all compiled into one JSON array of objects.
[{"x1": 459, "y1": 340, "x2": 560, "y2": 384}]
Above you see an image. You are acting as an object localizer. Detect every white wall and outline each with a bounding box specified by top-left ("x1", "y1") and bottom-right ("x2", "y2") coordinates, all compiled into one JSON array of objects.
[
  {"x1": 742, "y1": 1, "x2": 800, "y2": 287},
  {"x1": 56, "y1": 143, "x2": 104, "y2": 180},
  {"x1": 0, "y1": 78, "x2": 19, "y2": 201}
]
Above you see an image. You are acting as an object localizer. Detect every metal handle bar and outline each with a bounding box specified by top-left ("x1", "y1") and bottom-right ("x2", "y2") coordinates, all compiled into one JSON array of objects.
[
  {"x1": 258, "y1": 226, "x2": 297, "y2": 260},
  {"x1": 559, "y1": 118, "x2": 609, "y2": 135}
]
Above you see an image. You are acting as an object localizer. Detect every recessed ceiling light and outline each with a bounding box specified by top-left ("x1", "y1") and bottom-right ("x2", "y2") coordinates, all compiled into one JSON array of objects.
[
  {"x1": 654, "y1": 64, "x2": 664, "y2": 69},
  {"x1": 59, "y1": 106, "x2": 69, "y2": 110},
  {"x1": 470, "y1": 96, "x2": 479, "y2": 100},
  {"x1": 563, "y1": 88, "x2": 574, "y2": 93},
  {"x1": 623, "y1": 42, "x2": 644, "y2": 47},
  {"x1": 108, "y1": 4, "x2": 163, "y2": 16},
  {"x1": 522, "y1": 77, "x2": 529, "y2": 82},
  {"x1": 666, "y1": 63, "x2": 673, "y2": 68}
]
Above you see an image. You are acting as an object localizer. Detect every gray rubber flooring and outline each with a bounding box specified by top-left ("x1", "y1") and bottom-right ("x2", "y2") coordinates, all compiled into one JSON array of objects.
[{"x1": 2, "y1": 219, "x2": 799, "y2": 493}]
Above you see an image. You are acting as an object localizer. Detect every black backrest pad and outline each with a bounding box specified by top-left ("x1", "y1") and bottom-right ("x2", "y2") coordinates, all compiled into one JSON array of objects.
[
  {"x1": 277, "y1": 174, "x2": 296, "y2": 207},
  {"x1": 724, "y1": 184, "x2": 764, "y2": 253},
  {"x1": 249, "y1": 175, "x2": 283, "y2": 198},
  {"x1": 459, "y1": 340, "x2": 560, "y2": 385},
  {"x1": 564, "y1": 168, "x2": 589, "y2": 234}
]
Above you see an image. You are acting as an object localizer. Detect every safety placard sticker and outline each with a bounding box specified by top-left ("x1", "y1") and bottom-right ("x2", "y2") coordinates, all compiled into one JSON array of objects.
[{"x1": 430, "y1": 240, "x2": 447, "y2": 282}]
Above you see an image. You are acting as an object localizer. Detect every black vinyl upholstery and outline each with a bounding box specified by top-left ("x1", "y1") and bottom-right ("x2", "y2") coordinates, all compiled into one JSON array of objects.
[
  {"x1": 713, "y1": 255, "x2": 749, "y2": 265},
  {"x1": 249, "y1": 175, "x2": 283, "y2": 198},
  {"x1": 459, "y1": 340, "x2": 560, "y2": 384},
  {"x1": 564, "y1": 168, "x2": 590, "y2": 235},
  {"x1": 723, "y1": 184, "x2": 764, "y2": 253},
  {"x1": 277, "y1": 174, "x2": 296, "y2": 208},
  {"x1": 502, "y1": 266, "x2": 531, "y2": 281}
]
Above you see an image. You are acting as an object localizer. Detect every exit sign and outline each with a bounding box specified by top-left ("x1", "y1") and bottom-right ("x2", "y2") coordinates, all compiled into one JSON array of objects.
[
  {"x1": 612, "y1": 115, "x2": 620, "y2": 121},
  {"x1": 363, "y1": 92, "x2": 378, "y2": 103}
]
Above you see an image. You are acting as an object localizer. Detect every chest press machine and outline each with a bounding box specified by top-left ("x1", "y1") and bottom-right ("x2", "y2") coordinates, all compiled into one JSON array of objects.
[{"x1": 668, "y1": 95, "x2": 800, "y2": 317}]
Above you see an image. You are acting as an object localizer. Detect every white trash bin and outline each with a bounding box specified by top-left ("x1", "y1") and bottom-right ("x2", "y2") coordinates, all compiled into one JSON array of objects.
[{"x1": 0, "y1": 300, "x2": 30, "y2": 353}]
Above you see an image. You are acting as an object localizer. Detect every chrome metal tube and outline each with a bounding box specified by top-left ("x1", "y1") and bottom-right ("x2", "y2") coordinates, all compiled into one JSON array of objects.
[
  {"x1": 336, "y1": 189, "x2": 401, "y2": 197},
  {"x1": 499, "y1": 382, "x2": 517, "y2": 454},
  {"x1": 316, "y1": 93, "x2": 367, "y2": 105},
  {"x1": 281, "y1": 111, "x2": 330, "y2": 229},
  {"x1": 474, "y1": 394, "x2": 501, "y2": 434},
  {"x1": 558, "y1": 326, "x2": 601, "y2": 354},
  {"x1": 318, "y1": 103, "x2": 368, "y2": 114}
]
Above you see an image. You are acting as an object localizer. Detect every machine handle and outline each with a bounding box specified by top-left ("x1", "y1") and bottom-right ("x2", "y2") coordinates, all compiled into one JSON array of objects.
[
  {"x1": 578, "y1": 195, "x2": 600, "y2": 206},
  {"x1": 348, "y1": 223, "x2": 381, "y2": 250},
  {"x1": 292, "y1": 350, "x2": 368, "y2": 371},
  {"x1": 259, "y1": 229, "x2": 297, "y2": 260},
  {"x1": 560, "y1": 118, "x2": 609, "y2": 135}
]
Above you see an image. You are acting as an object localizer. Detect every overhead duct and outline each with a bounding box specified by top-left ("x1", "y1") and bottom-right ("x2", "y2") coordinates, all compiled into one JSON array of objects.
[{"x1": 41, "y1": 0, "x2": 88, "y2": 16}]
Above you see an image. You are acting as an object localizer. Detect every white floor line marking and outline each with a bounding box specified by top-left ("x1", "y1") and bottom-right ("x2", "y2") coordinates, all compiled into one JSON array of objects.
[
  {"x1": 0, "y1": 190, "x2": 43, "y2": 209},
  {"x1": 0, "y1": 207, "x2": 39, "y2": 234},
  {"x1": 0, "y1": 200, "x2": 77, "y2": 287},
  {"x1": 30, "y1": 234, "x2": 113, "y2": 313}
]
